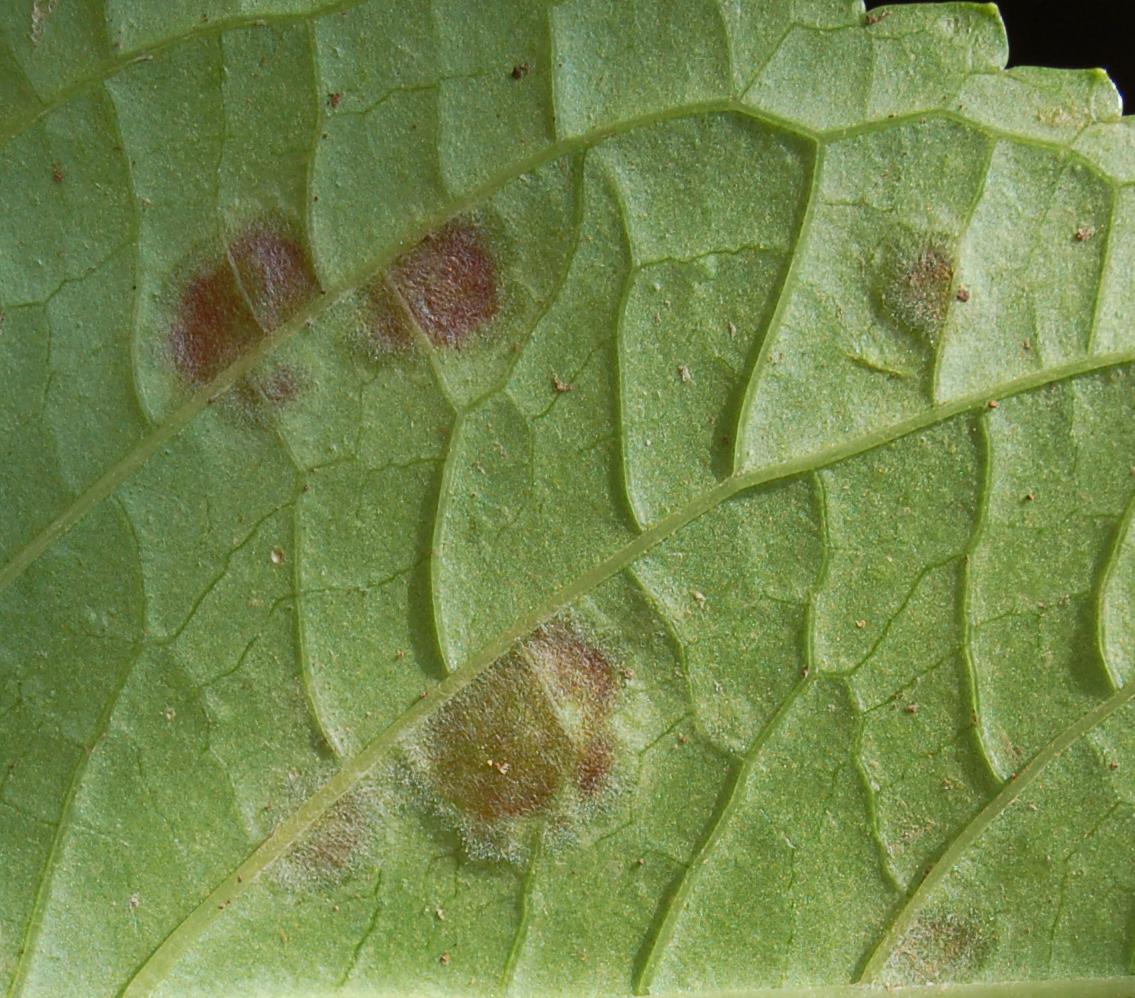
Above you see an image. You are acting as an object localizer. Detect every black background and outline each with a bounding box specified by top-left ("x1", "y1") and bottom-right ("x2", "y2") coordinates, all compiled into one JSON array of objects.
[{"x1": 873, "y1": 0, "x2": 1133, "y2": 108}]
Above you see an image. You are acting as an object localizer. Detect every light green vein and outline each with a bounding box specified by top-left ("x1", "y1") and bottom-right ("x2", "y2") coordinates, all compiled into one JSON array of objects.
[
  {"x1": 960, "y1": 413, "x2": 1004, "y2": 783},
  {"x1": 0, "y1": 98, "x2": 748, "y2": 598},
  {"x1": 857, "y1": 678, "x2": 1135, "y2": 983},
  {"x1": 731, "y1": 140, "x2": 823, "y2": 473},
  {"x1": 429, "y1": 410, "x2": 465, "y2": 674},
  {"x1": 1095, "y1": 485, "x2": 1135, "y2": 690},
  {"x1": 5, "y1": 502, "x2": 145, "y2": 998},
  {"x1": 119, "y1": 347, "x2": 1135, "y2": 996},
  {"x1": 5, "y1": 94, "x2": 1132, "y2": 598}
]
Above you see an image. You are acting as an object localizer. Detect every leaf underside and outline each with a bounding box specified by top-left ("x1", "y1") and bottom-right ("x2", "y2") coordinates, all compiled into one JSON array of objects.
[{"x1": 2, "y1": 1, "x2": 1135, "y2": 996}]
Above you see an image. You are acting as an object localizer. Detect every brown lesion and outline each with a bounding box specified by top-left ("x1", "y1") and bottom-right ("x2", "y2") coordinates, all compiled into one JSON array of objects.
[
  {"x1": 876, "y1": 234, "x2": 957, "y2": 346},
  {"x1": 228, "y1": 225, "x2": 319, "y2": 332},
  {"x1": 575, "y1": 736, "x2": 614, "y2": 799},
  {"x1": 426, "y1": 653, "x2": 576, "y2": 822},
  {"x1": 890, "y1": 909, "x2": 996, "y2": 984},
  {"x1": 168, "y1": 221, "x2": 318, "y2": 405},
  {"x1": 367, "y1": 217, "x2": 500, "y2": 354},
  {"x1": 419, "y1": 625, "x2": 622, "y2": 835},
  {"x1": 286, "y1": 789, "x2": 374, "y2": 884}
]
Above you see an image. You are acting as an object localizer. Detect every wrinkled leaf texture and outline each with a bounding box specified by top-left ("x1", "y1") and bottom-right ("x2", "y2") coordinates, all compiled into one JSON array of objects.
[{"x1": 2, "y1": 1, "x2": 1135, "y2": 996}]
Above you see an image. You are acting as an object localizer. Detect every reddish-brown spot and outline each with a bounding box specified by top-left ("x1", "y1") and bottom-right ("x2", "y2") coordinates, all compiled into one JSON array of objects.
[
  {"x1": 387, "y1": 219, "x2": 499, "y2": 348},
  {"x1": 366, "y1": 279, "x2": 416, "y2": 353},
  {"x1": 51, "y1": 162, "x2": 64, "y2": 184},
  {"x1": 576, "y1": 737, "x2": 613, "y2": 798},
  {"x1": 169, "y1": 224, "x2": 317, "y2": 387},
  {"x1": 878, "y1": 236, "x2": 955, "y2": 344},
  {"x1": 229, "y1": 225, "x2": 318, "y2": 331},
  {"x1": 421, "y1": 626, "x2": 620, "y2": 829},
  {"x1": 287, "y1": 792, "x2": 370, "y2": 881},
  {"x1": 256, "y1": 365, "x2": 304, "y2": 405},
  {"x1": 426, "y1": 655, "x2": 576, "y2": 822},
  {"x1": 170, "y1": 264, "x2": 258, "y2": 385},
  {"x1": 328, "y1": 91, "x2": 342, "y2": 109},
  {"x1": 236, "y1": 363, "x2": 306, "y2": 411},
  {"x1": 530, "y1": 626, "x2": 617, "y2": 722}
]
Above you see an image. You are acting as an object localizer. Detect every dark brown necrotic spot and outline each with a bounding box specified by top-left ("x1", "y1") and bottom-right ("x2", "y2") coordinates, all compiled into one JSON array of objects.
[
  {"x1": 388, "y1": 218, "x2": 499, "y2": 348},
  {"x1": 169, "y1": 223, "x2": 317, "y2": 387},
  {"x1": 420, "y1": 626, "x2": 620, "y2": 831}
]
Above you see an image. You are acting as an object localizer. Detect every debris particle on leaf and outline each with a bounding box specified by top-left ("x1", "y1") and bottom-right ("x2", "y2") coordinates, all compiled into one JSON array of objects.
[
  {"x1": 1074, "y1": 224, "x2": 1097, "y2": 242},
  {"x1": 511, "y1": 62, "x2": 532, "y2": 80},
  {"x1": 552, "y1": 375, "x2": 574, "y2": 393},
  {"x1": 677, "y1": 364, "x2": 692, "y2": 384},
  {"x1": 270, "y1": 547, "x2": 286, "y2": 565},
  {"x1": 955, "y1": 285, "x2": 970, "y2": 303}
]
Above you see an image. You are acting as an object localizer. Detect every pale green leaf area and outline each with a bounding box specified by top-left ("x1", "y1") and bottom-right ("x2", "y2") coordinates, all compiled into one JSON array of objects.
[{"x1": 2, "y1": 1, "x2": 1135, "y2": 996}]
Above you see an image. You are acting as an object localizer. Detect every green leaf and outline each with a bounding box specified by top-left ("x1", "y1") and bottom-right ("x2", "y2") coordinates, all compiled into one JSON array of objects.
[{"x1": 2, "y1": 1, "x2": 1134, "y2": 995}]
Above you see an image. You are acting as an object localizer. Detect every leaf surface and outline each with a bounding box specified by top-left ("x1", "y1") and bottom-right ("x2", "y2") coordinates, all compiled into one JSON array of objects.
[{"x1": 2, "y1": 2, "x2": 1135, "y2": 996}]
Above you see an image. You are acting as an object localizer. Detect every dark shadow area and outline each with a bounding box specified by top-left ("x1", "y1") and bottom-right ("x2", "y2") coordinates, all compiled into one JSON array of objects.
[{"x1": 871, "y1": 0, "x2": 1133, "y2": 109}]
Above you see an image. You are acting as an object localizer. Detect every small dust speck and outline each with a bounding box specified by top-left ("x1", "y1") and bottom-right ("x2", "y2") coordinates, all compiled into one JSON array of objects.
[
  {"x1": 727, "y1": 320, "x2": 738, "y2": 337},
  {"x1": 552, "y1": 374, "x2": 573, "y2": 393},
  {"x1": 439, "y1": 952, "x2": 451, "y2": 967},
  {"x1": 903, "y1": 703, "x2": 919, "y2": 715},
  {"x1": 677, "y1": 364, "x2": 692, "y2": 384},
  {"x1": 1109, "y1": 760, "x2": 1120, "y2": 770},
  {"x1": 51, "y1": 162, "x2": 64, "y2": 184},
  {"x1": 270, "y1": 547, "x2": 286, "y2": 565},
  {"x1": 127, "y1": 892, "x2": 141, "y2": 911},
  {"x1": 692, "y1": 590, "x2": 706, "y2": 608},
  {"x1": 162, "y1": 706, "x2": 176, "y2": 722},
  {"x1": 435, "y1": 907, "x2": 446, "y2": 921}
]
